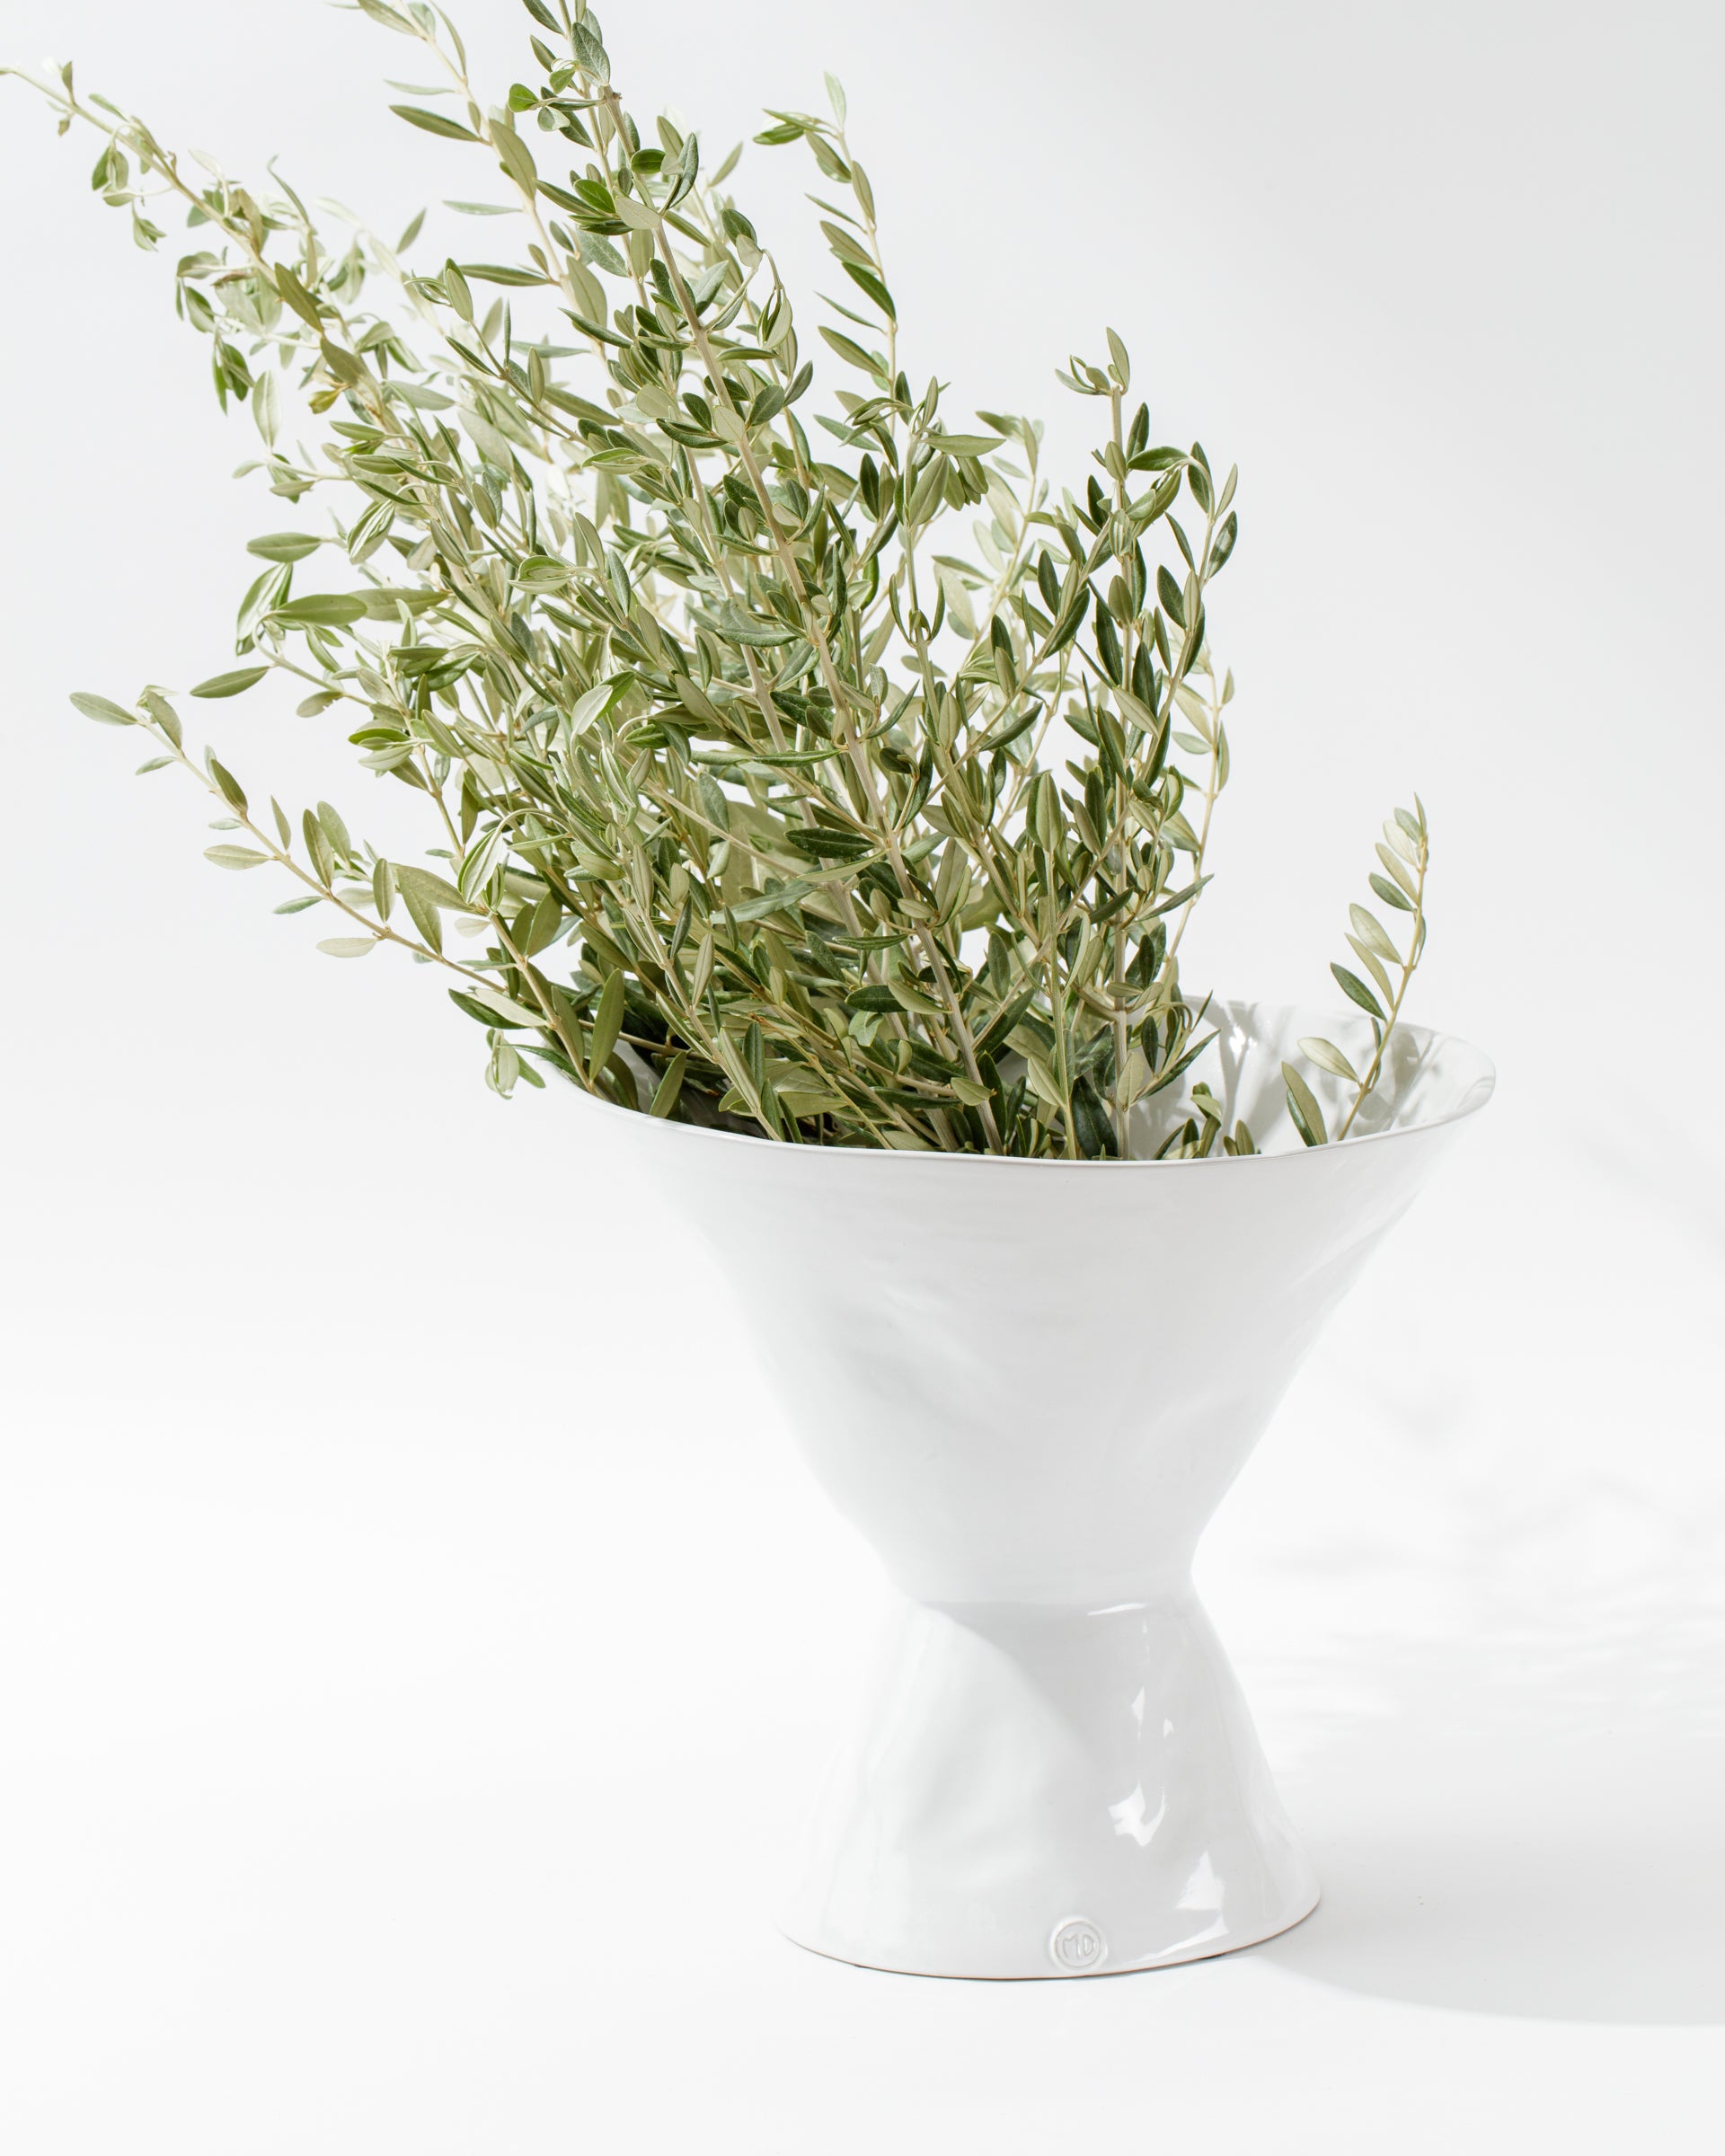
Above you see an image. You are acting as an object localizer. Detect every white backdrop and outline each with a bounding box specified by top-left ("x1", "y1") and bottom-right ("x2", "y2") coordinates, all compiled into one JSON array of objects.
[{"x1": 1, "y1": 1, "x2": 1721, "y2": 2148}]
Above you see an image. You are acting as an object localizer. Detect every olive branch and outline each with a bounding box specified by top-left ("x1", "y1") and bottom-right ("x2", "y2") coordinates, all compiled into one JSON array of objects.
[{"x1": 5, "y1": 0, "x2": 1427, "y2": 1155}]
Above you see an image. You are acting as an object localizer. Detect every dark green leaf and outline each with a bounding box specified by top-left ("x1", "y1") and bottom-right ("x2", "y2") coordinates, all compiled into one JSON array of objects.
[
  {"x1": 1331, "y1": 964, "x2": 1387, "y2": 1021},
  {"x1": 1282, "y1": 1062, "x2": 1328, "y2": 1147},
  {"x1": 839, "y1": 259, "x2": 895, "y2": 321},
  {"x1": 588, "y1": 968, "x2": 625, "y2": 1072},
  {"x1": 1142, "y1": 1030, "x2": 1216, "y2": 1099},
  {"x1": 1369, "y1": 871, "x2": 1414, "y2": 913},
  {"x1": 650, "y1": 1050, "x2": 689, "y2": 1118}
]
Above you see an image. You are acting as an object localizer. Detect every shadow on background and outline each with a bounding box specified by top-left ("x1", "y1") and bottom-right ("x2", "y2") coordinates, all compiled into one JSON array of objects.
[
  {"x1": 1263, "y1": 1824, "x2": 1725, "y2": 2024},
  {"x1": 1252, "y1": 1621, "x2": 1725, "y2": 2025}
]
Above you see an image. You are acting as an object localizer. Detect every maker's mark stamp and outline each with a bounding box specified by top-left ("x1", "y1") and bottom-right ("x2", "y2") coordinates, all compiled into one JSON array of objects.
[{"x1": 1049, "y1": 1917, "x2": 1106, "y2": 1972}]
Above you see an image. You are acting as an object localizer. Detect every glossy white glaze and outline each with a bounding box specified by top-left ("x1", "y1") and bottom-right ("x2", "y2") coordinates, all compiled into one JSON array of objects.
[{"x1": 586, "y1": 1000, "x2": 1494, "y2": 1978}]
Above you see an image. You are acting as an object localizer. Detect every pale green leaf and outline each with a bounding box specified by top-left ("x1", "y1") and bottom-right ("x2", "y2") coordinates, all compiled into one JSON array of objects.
[
  {"x1": 70, "y1": 692, "x2": 135, "y2": 727},
  {"x1": 1298, "y1": 1036, "x2": 1358, "y2": 1082},
  {"x1": 191, "y1": 666, "x2": 269, "y2": 698}
]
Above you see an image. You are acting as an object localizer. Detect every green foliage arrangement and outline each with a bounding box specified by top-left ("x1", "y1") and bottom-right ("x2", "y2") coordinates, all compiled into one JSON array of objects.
[{"x1": 5, "y1": 1, "x2": 1429, "y2": 1157}]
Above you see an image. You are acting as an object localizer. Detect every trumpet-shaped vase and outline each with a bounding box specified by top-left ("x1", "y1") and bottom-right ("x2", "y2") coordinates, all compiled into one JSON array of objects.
[{"x1": 595, "y1": 999, "x2": 1493, "y2": 1978}]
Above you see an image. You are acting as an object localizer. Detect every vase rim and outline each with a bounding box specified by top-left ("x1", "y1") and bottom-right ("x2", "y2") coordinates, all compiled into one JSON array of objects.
[{"x1": 571, "y1": 995, "x2": 1496, "y2": 1168}]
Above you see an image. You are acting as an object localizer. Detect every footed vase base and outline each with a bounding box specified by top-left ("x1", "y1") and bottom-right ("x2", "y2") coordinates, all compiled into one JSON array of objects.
[{"x1": 779, "y1": 1595, "x2": 1320, "y2": 1982}]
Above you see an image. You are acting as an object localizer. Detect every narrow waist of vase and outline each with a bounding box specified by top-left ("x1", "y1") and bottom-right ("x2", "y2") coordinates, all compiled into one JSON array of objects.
[
  {"x1": 883, "y1": 1562, "x2": 1199, "y2": 1612},
  {"x1": 893, "y1": 1580, "x2": 1203, "y2": 1629}
]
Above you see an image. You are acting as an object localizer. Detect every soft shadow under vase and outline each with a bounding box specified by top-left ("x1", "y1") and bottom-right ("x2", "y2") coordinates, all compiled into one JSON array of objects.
[{"x1": 595, "y1": 998, "x2": 1494, "y2": 1979}]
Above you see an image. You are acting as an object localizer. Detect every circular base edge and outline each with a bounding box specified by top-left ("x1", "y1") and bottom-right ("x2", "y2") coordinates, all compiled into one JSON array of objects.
[{"x1": 777, "y1": 1881, "x2": 1322, "y2": 1983}]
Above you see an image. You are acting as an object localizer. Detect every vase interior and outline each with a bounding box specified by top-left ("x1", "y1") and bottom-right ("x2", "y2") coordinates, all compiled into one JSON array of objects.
[{"x1": 1125, "y1": 997, "x2": 1495, "y2": 1159}]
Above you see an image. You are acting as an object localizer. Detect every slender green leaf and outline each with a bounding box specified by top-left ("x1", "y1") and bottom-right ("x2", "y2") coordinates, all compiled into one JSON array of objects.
[
  {"x1": 391, "y1": 103, "x2": 480, "y2": 142},
  {"x1": 1282, "y1": 1062, "x2": 1328, "y2": 1147},
  {"x1": 70, "y1": 692, "x2": 135, "y2": 727},
  {"x1": 1331, "y1": 964, "x2": 1387, "y2": 1021},
  {"x1": 190, "y1": 666, "x2": 270, "y2": 698},
  {"x1": 1299, "y1": 1036, "x2": 1358, "y2": 1082},
  {"x1": 588, "y1": 968, "x2": 624, "y2": 1072}
]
